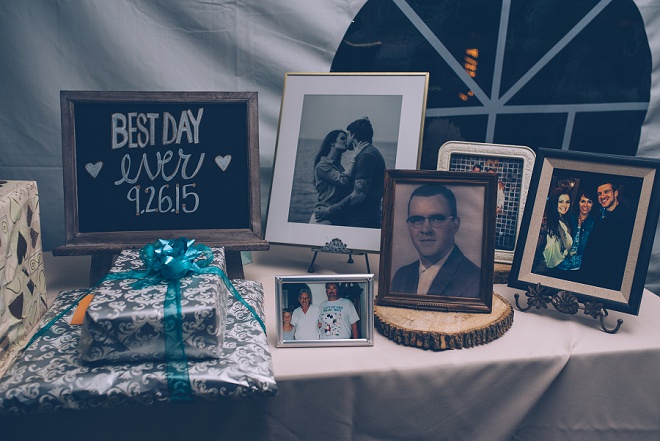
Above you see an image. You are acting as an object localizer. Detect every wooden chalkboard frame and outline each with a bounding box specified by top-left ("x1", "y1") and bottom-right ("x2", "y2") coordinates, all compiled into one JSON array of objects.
[{"x1": 54, "y1": 91, "x2": 268, "y2": 281}]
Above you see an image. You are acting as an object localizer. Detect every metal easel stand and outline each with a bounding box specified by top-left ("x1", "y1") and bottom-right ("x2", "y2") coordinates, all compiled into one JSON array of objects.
[
  {"x1": 308, "y1": 238, "x2": 370, "y2": 273},
  {"x1": 514, "y1": 283, "x2": 623, "y2": 334}
]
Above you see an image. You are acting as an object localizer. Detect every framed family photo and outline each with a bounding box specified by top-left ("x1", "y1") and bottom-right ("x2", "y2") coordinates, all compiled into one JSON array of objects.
[
  {"x1": 275, "y1": 274, "x2": 374, "y2": 347},
  {"x1": 377, "y1": 170, "x2": 497, "y2": 313},
  {"x1": 437, "y1": 141, "x2": 536, "y2": 264},
  {"x1": 265, "y1": 72, "x2": 429, "y2": 252},
  {"x1": 509, "y1": 148, "x2": 660, "y2": 315}
]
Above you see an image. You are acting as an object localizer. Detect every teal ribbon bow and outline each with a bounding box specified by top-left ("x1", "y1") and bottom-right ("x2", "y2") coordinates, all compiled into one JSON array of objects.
[{"x1": 26, "y1": 238, "x2": 266, "y2": 402}]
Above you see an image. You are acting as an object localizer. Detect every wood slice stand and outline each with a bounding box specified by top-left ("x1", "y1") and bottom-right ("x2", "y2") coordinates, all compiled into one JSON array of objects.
[
  {"x1": 375, "y1": 293, "x2": 514, "y2": 351},
  {"x1": 493, "y1": 263, "x2": 511, "y2": 284}
]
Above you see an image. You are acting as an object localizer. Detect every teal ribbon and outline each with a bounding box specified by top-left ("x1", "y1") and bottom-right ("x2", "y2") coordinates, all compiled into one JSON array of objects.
[
  {"x1": 25, "y1": 238, "x2": 266, "y2": 402},
  {"x1": 136, "y1": 238, "x2": 266, "y2": 335}
]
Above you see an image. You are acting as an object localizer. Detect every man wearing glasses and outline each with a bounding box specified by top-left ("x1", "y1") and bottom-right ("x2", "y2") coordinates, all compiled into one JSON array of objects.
[{"x1": 391, "y1": 184, "x2": 481, "y2": 297}]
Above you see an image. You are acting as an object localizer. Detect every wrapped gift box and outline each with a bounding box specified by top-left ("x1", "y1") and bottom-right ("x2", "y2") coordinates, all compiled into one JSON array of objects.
[
  {"x1": 0, "y1": 181, "x2": 47, "y2": 360},
  {"x1": 79, "y1": 247, "x2": 228, "y2": 364},
  {"x1": 0, "y1": 278, "x2": 276, "y2": 414}
]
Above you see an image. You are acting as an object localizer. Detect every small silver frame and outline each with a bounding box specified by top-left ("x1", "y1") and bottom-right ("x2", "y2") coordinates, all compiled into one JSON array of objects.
[{"x1": 275, "y1": 274, "x2": 374, "y2": 347}]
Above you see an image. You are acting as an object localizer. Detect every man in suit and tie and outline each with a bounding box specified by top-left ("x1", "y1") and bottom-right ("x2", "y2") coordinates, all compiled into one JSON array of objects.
[{"x1": 391, "y1": 184, "x2": 481, "y2": 297}]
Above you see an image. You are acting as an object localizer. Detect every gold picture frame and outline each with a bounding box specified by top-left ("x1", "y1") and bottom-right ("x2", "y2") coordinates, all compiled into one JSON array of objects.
[{"x1": 265, "y1": 72, "x2": 429, "y2": 252}]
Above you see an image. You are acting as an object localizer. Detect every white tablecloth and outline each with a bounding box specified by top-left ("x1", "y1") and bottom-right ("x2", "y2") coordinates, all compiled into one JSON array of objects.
[{"x1": 1, "y1": 245, "x2": 659, "y2": 441}]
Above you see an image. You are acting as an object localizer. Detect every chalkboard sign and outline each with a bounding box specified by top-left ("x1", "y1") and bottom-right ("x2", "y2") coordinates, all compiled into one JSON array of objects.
[{"x1": 55, "y1": 91, "x2": 268, "y2": 280}]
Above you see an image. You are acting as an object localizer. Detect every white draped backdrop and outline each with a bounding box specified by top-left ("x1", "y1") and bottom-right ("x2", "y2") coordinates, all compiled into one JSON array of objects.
[{"x1": 1, "y1": 0, "x2": 660, "y2": 292}]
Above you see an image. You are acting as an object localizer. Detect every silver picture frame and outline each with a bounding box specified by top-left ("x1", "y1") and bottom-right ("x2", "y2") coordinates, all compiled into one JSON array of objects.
[{"x1": 275, "y1": 273, "x2": 374, "y2": 347}]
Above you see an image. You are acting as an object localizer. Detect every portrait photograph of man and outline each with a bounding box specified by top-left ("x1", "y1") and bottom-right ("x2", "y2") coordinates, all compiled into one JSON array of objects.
[{"x1": 378, "y1": 170, "x2": 497, "y2": 313}]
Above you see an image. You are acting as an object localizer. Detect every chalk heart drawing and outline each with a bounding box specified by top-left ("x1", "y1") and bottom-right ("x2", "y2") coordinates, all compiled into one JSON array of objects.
[
  {"x1": 215, "y1": 155, "x2": 231, "y2": 172},
  {"x1": 85, "y1": 161, "x2": 103, "y2": 178}
]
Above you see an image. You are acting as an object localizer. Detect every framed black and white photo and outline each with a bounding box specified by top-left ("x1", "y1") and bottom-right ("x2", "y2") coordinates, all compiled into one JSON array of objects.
[
  {"x1": 275, "y1": 274, "x2": 374, "y2": 347},
  {"x1": 509, "y1": 148, "x2": 660, "y2": 316},
  {"x1": 377, "y1": 170, "x2": 497, "y2": 313},
  {"x1": 265, "y1": 72, "x2": 429, "y2": 252},
  {"x1": 437, "y1": 141, "x2": 536, "y2": 264}
]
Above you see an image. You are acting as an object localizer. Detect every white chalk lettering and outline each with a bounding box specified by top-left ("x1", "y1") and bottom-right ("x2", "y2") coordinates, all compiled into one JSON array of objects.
[
  {"x1": 159, "y1": 150, "x2": 176, "y2": 181},
  {"x1": 188, "y1": 108, "x2": 203, "y2": 143},
  {"x1": 112, "y1": 112, "x2": 159, "y2": 149},
  {"x1": 128, "y1": 113, "x2": 138, "y2": 147},
  {"x1": 127, "y1": 183, "x2": 199, "y2": 215},
  {"x1": 162, "y1": 108, "x2": 204, "y2": 146},
  {"x1": 136, "y1": 113, "x2": 159, "y2": 147},
  {"x1": 114, "y1": 148, "x2": 205, "y2": 185},
  {"x1": 112, "y1": 113, "x2": 128, "y2": 149},
  {"x1": 162, "y1": 112, "x2": 178, "y2": 146},
  {"x1": 179, "y1": 148, "x2": 205, "y2": 179},
  {"x1": 175, "y1": 111, "x2": 191, "y2": 145}
]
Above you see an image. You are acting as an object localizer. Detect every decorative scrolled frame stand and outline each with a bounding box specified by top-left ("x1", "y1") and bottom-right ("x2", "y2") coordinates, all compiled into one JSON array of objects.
[
  {"x1": 514, "y1": 283, "x2": 623, "y2": 334},
  {"x1": 308, "y1": 238, "x2": 370, "y2": 273}
]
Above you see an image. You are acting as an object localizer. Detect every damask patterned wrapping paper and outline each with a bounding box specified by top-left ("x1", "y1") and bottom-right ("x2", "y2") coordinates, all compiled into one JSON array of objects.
[
  {"x1": 0, "y1": 181, "x2": 47, "y2": 360},
  {"x1": 79, "y1": 248, "x2": 227, "y2": 364},
  {"x1": 0, "y1": 279, "x2": 276, "y2": 414}
]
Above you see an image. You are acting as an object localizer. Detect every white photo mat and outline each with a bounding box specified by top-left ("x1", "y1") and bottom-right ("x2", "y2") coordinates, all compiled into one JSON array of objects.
[{"x1": 266, "y1": 72, "x2": 429, "y2": 252}]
